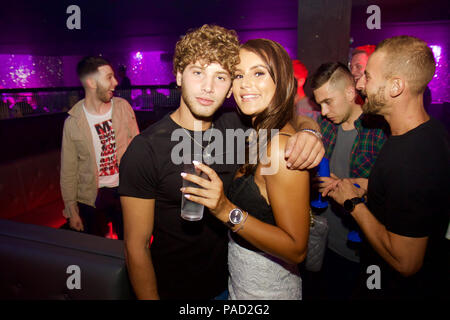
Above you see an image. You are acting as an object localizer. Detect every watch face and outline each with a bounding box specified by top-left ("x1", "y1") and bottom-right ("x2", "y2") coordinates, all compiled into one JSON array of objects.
[
  {"x1": 229, "y1": 209, "x2": 243, "y2": 224},
  {"x1": 344, "y1": 199, "x2": 354, "y2": 212}
]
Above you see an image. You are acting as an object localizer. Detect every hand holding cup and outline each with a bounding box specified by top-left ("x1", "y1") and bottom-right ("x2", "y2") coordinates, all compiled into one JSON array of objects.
[{"x1": 181, "y1": 161, "x2": 230, "y2": 217}]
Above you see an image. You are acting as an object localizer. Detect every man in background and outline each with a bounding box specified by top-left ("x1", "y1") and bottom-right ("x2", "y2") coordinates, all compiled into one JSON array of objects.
[
  {"x1": 350, "y1": 45, "x2": 375, "y2": 84},
  {"x1": 60, "y1": 56, "x2": 139, "y2": 240},
  {"x1": 292, "y1": 59, "x2": 319, "y2": 119},
  {"x1": 306, "y1": 62, "x2": 386, "y2": 299},
  {"x1": 326, "y1": 36, "x2": 449, "y2": 299}
]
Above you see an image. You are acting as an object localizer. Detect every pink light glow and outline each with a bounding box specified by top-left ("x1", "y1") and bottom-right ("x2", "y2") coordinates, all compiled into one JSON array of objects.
[
  {"x1": 430, "y1": 45, "x2": 441, "y2": 64},
  {"x1": 128, "y1": 50, "x2": 174, "y2": 85},
  {"x1": 427, "y1": 44, "x2": 448, "y2": 102},
  {"x1": 106, "y1": 222, "x2": 118, "y2": 240},
  {"x1": 134, "y1": 51, "x2": 143, "y2": 61}
]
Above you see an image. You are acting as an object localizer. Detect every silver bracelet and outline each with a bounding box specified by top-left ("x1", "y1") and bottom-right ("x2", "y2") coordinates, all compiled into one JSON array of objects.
[{"x1": 300, "y1": 128, "x2": 323, "y2": 140}]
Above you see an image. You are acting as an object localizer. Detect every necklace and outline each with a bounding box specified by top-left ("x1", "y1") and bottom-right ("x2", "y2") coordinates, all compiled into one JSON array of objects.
[{"x1": 181, "y1": 123, "x2": 215, "y2": 162}]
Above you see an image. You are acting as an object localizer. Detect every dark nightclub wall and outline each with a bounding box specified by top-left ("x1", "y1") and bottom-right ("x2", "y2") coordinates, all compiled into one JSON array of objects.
[
  {"x1": 0, "y1": 0, "x2": 299, "y2": 87},
  {"x1": 0, "y1": 0, "x2": 448, "y2": 100}
]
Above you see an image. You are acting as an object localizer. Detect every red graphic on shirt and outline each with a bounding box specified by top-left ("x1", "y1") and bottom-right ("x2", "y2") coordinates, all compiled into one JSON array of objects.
[{"x1": 94, "y1": 119, "x2": 119, "y2": 176}]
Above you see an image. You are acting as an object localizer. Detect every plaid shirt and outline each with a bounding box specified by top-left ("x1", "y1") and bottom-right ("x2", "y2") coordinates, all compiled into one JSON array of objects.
[{"x1": 320, "y1": 114, "x2": 388, "y2": 178}]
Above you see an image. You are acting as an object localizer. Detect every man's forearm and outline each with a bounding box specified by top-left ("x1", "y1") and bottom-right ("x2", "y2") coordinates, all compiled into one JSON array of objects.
[
  {"x1": 60, "y1": 174, "x2": 78, "y2": 218},
  {"x1": 60, "y1": 141, "x2": 79, "y2": 216},
  {"x1": 348, "y1": 178, "x2": 369, "y2": 192},
  {"x1": 351, "y1": 204, "x2": 403, "y2": 271},
  {"x1": 125, "y1": 247, "x2": 160, "y2": 299}
]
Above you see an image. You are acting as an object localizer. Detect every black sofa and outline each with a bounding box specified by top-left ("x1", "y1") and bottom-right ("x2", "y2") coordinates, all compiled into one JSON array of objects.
[{"x1": 0, "y1": 219, "x2": 134, "y2": 299}]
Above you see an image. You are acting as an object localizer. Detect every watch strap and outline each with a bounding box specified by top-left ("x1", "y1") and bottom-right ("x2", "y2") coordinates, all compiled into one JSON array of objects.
[
  {"x1": 351, "y1": 197, "x2": 365, "y2": 205},
  {"x1": 345, "y1": 197, "x2": 365, "y2": 212}
]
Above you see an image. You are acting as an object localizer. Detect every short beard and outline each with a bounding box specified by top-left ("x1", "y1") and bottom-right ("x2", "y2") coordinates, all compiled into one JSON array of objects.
[
  {"x1": 362, "y1": 86, "x2": 386, "y2": 115},
  {"x1": 180, "y1": 90, "x2": 224, "y2": 121},
  {"x1": 96, "y1": 83, "x2": 111, "y2": 103}
]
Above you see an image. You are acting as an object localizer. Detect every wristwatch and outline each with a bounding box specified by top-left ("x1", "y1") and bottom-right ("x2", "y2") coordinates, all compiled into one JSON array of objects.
[
  {"x1": 226, "y1": 208, "x2": 245, "y2": 228},
  {"x1": 227, "y1": 208, "x2": 249, "y2": 232},
  {"x1": 343, "y1": 197, "x2": 365, "y2": 212}
]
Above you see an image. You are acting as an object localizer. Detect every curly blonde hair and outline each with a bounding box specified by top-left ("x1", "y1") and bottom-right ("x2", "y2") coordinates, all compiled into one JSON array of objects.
[{"x1": 173, "y1": 24, "x2": 240, "y2": 76}]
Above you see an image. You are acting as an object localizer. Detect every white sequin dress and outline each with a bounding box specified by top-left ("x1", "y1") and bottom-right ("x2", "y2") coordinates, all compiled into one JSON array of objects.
[{"x1": 227, "y1": 232, "x2": 302, "y2": 300}]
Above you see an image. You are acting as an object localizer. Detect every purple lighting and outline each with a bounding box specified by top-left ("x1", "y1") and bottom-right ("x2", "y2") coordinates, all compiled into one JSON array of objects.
[
  {"x1": 350, "y1": 20, "x2": 449, "y2": 103},
  {"x1": 430, "y1": 45, "x2": 441, "y2": 65},
  {"x1": 428, "y1": 44, "x2": 448, "y2": 103},
  {"x1": 2, "y1": 55, "x2": 34, "y2": 87},
  {"x1": 134, "y1": 51, "x2": 143, "y2": 61},
  {"x1": 0, "y1": 54, "x2": 64, "y2": 89},
  {"x1": 128, "y1": 51, "x2": 174, "y2": 85},
  {"x1": 10, "y1": 63, "x2": 33, "y2": 87},
  {"x1": 131, "y1": 51, "x2": 144, "y2": 76}
]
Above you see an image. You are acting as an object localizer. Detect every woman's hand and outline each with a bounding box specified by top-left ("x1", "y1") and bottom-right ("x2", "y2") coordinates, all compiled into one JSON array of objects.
[{"x1": 180, "y1": 161, "x2": 231, "y2": 216}]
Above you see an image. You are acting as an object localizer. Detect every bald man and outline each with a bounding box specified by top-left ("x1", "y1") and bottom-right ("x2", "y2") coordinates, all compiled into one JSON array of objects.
[{"x1": 325, "y1": 36, "x2": 449, "y2": 299}]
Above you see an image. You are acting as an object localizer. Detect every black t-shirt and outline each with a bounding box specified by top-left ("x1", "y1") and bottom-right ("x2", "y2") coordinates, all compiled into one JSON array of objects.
[
  {"x1": 118, "y1": 111, "x2": 247, "y2": 299},
  {"x1": 363, "y1": 117, "x2": 449, "y2": 299}
]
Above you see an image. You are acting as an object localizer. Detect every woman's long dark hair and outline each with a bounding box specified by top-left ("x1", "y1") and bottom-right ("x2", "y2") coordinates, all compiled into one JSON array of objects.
[{"x1": 239, "y1": 39, "x2": 297, "y2": 175}]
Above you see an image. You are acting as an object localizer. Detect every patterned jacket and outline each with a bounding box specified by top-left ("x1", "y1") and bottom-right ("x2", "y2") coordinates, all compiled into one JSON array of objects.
[
  {"x1": 60, "y1": 97, "x2": 139, "y2": 217},
  {"x1": 320, "y1": 114, "x2": 388, "y2": 178}
]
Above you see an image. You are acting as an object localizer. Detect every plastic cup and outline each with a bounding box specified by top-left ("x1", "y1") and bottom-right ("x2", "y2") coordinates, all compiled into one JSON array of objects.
[
  {"x1": 317, "y1": 157, "x2": 330, "y2": 177},
  {"x1": 311, "y1": 157, "x2": 330, "y2": 209},
  {"x1": 181, "y1": 163, "x2": 207, "y2": 221}
]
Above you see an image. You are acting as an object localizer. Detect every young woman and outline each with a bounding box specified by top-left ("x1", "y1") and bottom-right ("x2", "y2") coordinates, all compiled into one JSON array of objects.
[{"x1": 181, "y1": 39, "x2": 310, "y2": 299}]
